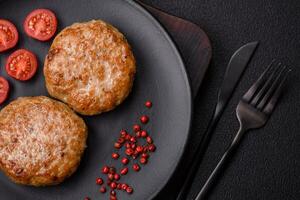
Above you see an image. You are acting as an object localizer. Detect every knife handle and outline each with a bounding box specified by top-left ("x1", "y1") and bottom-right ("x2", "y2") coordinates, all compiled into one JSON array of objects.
[{"x1": 176, "y1": 107, "x2": 222, "y2": 200}]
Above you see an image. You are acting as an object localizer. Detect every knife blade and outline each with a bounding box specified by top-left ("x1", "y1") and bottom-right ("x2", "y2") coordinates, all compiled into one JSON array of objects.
[
  {"x1": 176, "y1": 41, "x2": 259, "y2": 200},
  {"x1": 215, "y1": 41, "x2": 259, "y2": 116}
]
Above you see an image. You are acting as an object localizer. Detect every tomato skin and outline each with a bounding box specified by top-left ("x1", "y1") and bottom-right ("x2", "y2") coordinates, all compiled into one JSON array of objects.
[
  {"x1": 5, "y1": 49, "x2": 38, "y2": 81},
  {"x1": 0, "y1": 19, "x2": 19, "y2": 52},
  {"x1": 24, "y1": 9, "x2": 57, "y2": 41},
  {"x1": 0, "y1": 76, "x2": 9, "y2": 105}
]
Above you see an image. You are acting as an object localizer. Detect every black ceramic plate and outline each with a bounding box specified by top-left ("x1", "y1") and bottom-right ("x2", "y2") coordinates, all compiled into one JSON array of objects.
[{"x1": 0, "y1": 0, "x2": 192, "y2": 199}]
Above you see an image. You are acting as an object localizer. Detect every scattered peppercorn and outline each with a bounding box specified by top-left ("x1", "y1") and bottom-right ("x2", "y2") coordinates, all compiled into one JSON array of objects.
[
  {"x1": 102, "y1": 166, "x2": 109, "y2": 174},
  {"x1": 112, "y1": 153, "x2": 120, "y2": 160},
  {"x1": 140, "y1": 115, "x2": 149, "y2": 124},
  {"x1": 126, "y1": 186, "x2": 133, "y2": 194},
  {"x1": 148, "y1": 144, "x2": 156, "y2": 152},
  {"x1": 100, "y1": 186, "x2": 106, "y2": 193},
  {"x1": 125, "y1": 148, "x2": 134, "y2": 156},
  {"x1": 120, "y1": 130, "x2": 127, "y2": 138},
  {"x1": 96, "y1": 177, "x2": 103, "y2": 185},
  {"x1": 121, "y1": 157, "x2": 129, "y2": 165},
  {"x1": 121, "y1": 183, "x2": 128, "y2": 190},
  {"x1": 133, "y1": 124, "x2": 141, "y2": 132},
  {"x1": 108, "y1": 173, "x2": 114, "y2": 181},
  {"x1": 94, "y1": 101, "x2": 156, "y2": 199},
  {"x1": 141, "y1": 130, "x2": 147, "y2": 138},
  {"x1": 114, "y1": 142, "x2": 121, "y2": 149},
  {"x1": 110, "y1": 190, "x2": 116, "y2": 196},
  {"x1": 133, "y1": 163, "x2": 140, "y2": 172},
  {"x1": 146, "y1": 136, "x2": 153, "y2": 144},
  {"x1": 145, "y1": 101, "x2": 152, "y2": 108},
  {"x1": 110, "y1": 182, "x2": 117, "y2": 189},
  {"x1": 136, "y1": 131, "x2": 141, "y2": 137},
  {"x1": 120, "y1": 167, "x2": 128, "y2": 175},
  {"x1": 140, "y1": 157, "x2": 148, "y2": 164},
  {"x1": 114, "y1": 173, "x2": 120, "y2": 181}
]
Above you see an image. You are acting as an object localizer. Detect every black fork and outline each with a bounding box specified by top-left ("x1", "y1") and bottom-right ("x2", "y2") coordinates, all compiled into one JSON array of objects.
[{"x1": 194, "y1": 61, "x2": 291, "y2": 200}]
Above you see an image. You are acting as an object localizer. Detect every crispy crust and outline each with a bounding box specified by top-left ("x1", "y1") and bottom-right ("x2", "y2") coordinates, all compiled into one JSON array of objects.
[
  {"x1": 0, "y1": 96, "x2": 87, "y2": 186},
  {"x1": 44, "y1": 20, "x2": 136, "y2": 115}
]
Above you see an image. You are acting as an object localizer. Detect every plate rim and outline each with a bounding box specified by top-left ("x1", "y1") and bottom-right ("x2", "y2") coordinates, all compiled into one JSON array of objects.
[{"x1": 125, "y1": 1, "x2": 193, "y2": 199}]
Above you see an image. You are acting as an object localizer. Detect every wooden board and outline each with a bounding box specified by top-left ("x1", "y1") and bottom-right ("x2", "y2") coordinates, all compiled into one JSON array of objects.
[{"x1": 137, "y1": 1, "x2": 212, "y2": 98}]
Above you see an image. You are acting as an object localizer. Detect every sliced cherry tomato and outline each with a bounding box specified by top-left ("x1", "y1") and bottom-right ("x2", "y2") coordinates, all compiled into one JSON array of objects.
[
  {"x1": 24, "y1": 9, "x2": 57, "y2": 41},
  {"x1": 0, "y1": 19, "x2": 19, "y2": 52},
  {"x1": 6, "y1": 49, "x2": 38, "y2": 81},
  {"x1": 0, "y1": 77, "x2": 9, "y2": 104}
]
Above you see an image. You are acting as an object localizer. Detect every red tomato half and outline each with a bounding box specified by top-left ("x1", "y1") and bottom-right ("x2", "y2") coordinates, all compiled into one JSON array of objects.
[
  {"x1": 6, "y1": 49, "x2": 38, "y2": 81},
  {"x1": 0, "y1": 77, "x2": 9, "y2": 104},
  {"x1": 24, "y1": 9, "x2": 57, "y2": 41},
  {"x1": 0, "y1": 19, "x2": 19, "y2": 52}
]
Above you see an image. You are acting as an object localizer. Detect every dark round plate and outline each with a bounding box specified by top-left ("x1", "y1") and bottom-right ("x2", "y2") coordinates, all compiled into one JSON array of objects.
[{"x1": 0, "y1": 0, "x2": 192, "y2": 199}]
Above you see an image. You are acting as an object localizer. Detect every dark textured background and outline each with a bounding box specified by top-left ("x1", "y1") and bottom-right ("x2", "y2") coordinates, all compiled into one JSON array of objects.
[{"x1": 141, "y1": 0, "x2": 300, "y2": 200}]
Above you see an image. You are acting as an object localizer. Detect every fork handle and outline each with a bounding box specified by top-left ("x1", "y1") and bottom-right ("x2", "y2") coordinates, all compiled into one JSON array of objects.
[{"x1": 194, "y1": 127, "x2": 246, "y2": 200}]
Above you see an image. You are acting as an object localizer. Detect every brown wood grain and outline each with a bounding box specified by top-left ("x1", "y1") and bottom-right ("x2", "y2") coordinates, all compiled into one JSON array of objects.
[{"x1": 136, "y1": 1, "x2": 212, "y2": 98}]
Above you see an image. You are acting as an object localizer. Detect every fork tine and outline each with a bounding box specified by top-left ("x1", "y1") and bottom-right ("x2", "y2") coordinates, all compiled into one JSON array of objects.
[
  {"x1": 251, "y1": 63, "x2": 284, "y2": 106},
  {"x1": 257, "y1": 66, "x2": 287, "y2": 110},
  {"x1": 263, "y1": 69, "x2": 290, "y2": 115},
  {"x1": 242, "y1": 60, "x2": 276, "y2": 102}
]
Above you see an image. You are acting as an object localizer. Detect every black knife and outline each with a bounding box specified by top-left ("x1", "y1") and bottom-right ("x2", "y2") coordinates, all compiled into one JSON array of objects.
[{"x1": 176, "y1": 41, "x2": 259, "y2": 200}]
